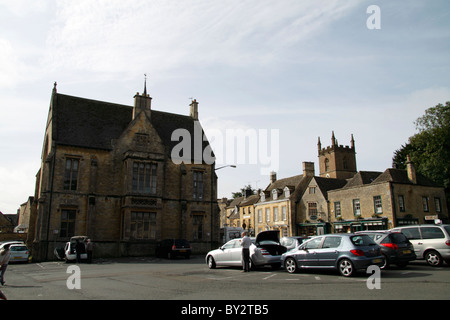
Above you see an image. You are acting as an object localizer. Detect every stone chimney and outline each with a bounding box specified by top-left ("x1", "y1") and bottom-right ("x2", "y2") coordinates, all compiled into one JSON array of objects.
[
  {"x1": 303, "y1": 162, "x2": 315, "y2": 177},
  {"x1": 406, "y1": 155, "x2": 417, "y2": 184},
  {"x1": 270, "y1": 171, "x2": 277, "y2": 184},
  {"x1": 190, "y1": 99, "x2": 199, "y2": 120}
]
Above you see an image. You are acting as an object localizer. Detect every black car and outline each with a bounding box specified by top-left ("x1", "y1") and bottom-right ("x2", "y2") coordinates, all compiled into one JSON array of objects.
[
  {"x1": 356, "y1": 231, "x2": 416, "y2": 269},
  {"x1": 155, "y1": 239, "x2": 191, "y2": 259}
]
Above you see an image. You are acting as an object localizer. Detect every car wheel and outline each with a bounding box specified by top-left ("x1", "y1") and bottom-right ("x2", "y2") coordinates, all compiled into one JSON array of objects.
[
  {"x1": 425, "y1": 250, "x2": 443, "y2": 267},
  {"x1": 338, "y1": 259, "x2": 355, "y2": 277},
  {"x1": 284, "y1": 257, "x2": 297, "y2": 273},
  {"x1": 207, "y1": 256, "x2": 216, "y2": 269}
]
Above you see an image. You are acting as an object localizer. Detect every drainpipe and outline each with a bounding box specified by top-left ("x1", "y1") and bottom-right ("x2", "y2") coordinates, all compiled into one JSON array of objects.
[{"x1": 389, "y1": 182, "x2": 397, "y2": 228}]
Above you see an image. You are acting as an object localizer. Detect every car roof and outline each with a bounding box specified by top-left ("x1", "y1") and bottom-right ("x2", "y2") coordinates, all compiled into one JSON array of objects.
[{"x1": 393, "y1": 224, "x2": 449, "y2": 228}]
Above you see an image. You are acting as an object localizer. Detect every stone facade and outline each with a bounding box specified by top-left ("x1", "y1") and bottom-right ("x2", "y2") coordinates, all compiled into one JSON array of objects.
[
  {"x1": 318, "y1": 132, "x2": 357, "y2": 179},
  {"x1": 31, "y1": 84, "x2": 217, "y2": 261},
  {"x1": 328, "y1": 165, "x2": 448, "y2": 233}
]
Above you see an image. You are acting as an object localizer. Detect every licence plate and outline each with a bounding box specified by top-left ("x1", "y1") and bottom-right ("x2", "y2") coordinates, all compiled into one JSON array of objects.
[
  {"x1": 179, "y1": 250, "x2": 186, "y2": 253},
  {"x1": 403, "y1": 250, "x2": 411, "y2": 254},
  {"x1": 372, "y1": 258, "x2": 382, "y2": 264}
]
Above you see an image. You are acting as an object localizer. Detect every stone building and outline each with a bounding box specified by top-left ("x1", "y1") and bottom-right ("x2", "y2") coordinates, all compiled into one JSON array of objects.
[
  {"x1": 318, "y1": 132, "x2": 357, "y2": 179},
  {"x1": 254, "y1": 168, "x2": 308, "y2": 237},
  {"x1": 328, "y1": 157, "x2": 448, "y2": 233},
  {"x1": 31, "y1": 83, "x2": 217, "y2": 261},
  {"x1": 296, "y1": 174, "x2": 347, "y2": 236},
  {"x1": 238, "y1": 192, "x2": 259, "y2": 236}
]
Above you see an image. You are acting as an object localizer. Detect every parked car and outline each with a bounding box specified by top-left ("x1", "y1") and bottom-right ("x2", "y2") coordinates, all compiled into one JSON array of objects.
[
  {"x1": 391, "y1": 224, "x2": 450, "y2": 266},
  {"x1": 206, "y1": 230, "x2": 287, "y2": 270},
  {"x1": 0, "y1": 242, "x2": 29, "y2": 263},
  {"x1": 280, "y1": 236, "x2": 310, "y2": 251},
  {"x1": 281, "y1": 234, "x2": 384, "y2": 277},
  {"x1": 63, "y1": 236, "x2": 88, "y2": 262},
  {"x1": 155, "y1": 239, "x2": 191, "y2": 259},
  {"x1": 356, "y1": 231, "x2": 416, "y2": 269}
]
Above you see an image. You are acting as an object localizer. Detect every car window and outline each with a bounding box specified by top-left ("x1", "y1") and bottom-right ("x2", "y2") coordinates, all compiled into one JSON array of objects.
[
  {"x1": 444, "y1": 226, "x2": 450, "y2": 236},
  {"x1": 388, "y1": 233, "x2": 409, "y2": 244},
  {"x1": 175, "y1": 239, "x2": 190, "y2": 247},
  {"x1": 303, "y1": 237, "x2": 323, "y2": 249},
  {"x1": 420, "y1": 227, "x2": 445, "y2": 239},
  {"x1": 350, "y1": 235, "x2": 376, "y2": 246},
  {"x1": 222, "y1": 240, "x2": 238, "y2": 249},
  {"x1": 322, "y1": 237, "x2": 342, "y2": 249},
  {"x1": 10, "y1": 246, "x2": 27, "y2": 251},
  {"x1": 280, "y1": 238, "x2": 295, "y2": 247},
  {"x1": 400, "y1": 227, "x2": 421, "y2": 240}
]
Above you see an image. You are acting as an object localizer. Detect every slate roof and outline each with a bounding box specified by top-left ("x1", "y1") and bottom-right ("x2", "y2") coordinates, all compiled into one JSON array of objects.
[
  {"x1": 372, "y1": 168, "x2": 443, "y2": 187},
  {"x1": 313, "y1": 177, "x2": 348, "y2": 199},
  {"x1": 341, "y1": 169, "x2": 443, "y2": 189},
  {"x1": 342, "y1": 171, "x2": 383, "y2": 189},
  {"x1": 52, "y1": 92, "x2": 210, "y2": 155}
]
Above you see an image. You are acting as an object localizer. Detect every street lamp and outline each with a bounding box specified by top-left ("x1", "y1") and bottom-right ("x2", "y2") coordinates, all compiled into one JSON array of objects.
[{"x1": 211, "y1": 164, "x2": 236, "y2": 250}]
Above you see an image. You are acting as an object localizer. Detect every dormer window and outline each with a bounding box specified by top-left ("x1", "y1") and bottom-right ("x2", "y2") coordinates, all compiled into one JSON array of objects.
[
  {"x1": 260, "y1": 191, "x2": 265, "y2": 202},
  {"x1": 284, "y1": 187, "x2": 290, "y2": 198},
  {"x1": 272, "y1": 189, "x2": 278, "y2": 200}
]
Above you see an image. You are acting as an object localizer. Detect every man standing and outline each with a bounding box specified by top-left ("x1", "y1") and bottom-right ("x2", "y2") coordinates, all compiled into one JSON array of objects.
[
  {"x1": 240, "y1": 232, "x2": 252, "y2": 272},
  {"x1": 0, "y1": 244, "x2": 11, "y2": 286}
]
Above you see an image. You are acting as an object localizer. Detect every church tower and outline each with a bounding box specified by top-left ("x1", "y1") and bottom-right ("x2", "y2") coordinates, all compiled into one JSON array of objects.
[{"x1": 318, "y1": 132, "x2": 357, "y2": 179}]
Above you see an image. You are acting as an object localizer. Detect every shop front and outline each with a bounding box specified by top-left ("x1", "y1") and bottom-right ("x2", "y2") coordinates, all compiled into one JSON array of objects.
[
  {"x1": 333, "y1": 217, "x2": 388, "y2": 233},
  {"x1": 298, "y1": 222, "x2": 330, "y2": 237}
]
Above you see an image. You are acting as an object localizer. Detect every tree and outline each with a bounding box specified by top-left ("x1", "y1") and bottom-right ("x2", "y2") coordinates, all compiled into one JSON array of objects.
[
  {"x1": 393, "y1": 102, "x2": 450, "y2": 201},
  {"x1": 231, "y1": 185, "x2": 256, "y2": 199}
]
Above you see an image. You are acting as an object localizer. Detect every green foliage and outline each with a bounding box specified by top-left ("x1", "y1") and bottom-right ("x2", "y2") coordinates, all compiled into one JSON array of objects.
[
  {"x1": 393, "y1": 102, "x2": 450, "y2": 192},
  {"x1": 232, "y1": 184, "x2": 256, "y2": 199}
]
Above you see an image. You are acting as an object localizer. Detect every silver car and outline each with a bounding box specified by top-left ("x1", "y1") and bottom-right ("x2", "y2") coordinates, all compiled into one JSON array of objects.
[
  {"x1": 281, "y1": 234, "x2": 384, "y2": 277},
  {"x1": 391, "y1": 224, "x2": 450, "y2": 266},
  {"x1": 206, "y1": 230, "x2": 287, "y2": 270}
]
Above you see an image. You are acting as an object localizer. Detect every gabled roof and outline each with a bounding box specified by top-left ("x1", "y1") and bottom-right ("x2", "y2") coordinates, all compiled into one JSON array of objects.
[
  {"x1": 240, "y1": 194, "x2": 259, "y2": 206},
  {"x1": 51, "y1": 92, "x2": 211, "y2": 156},
  {"x1": 372, "y1": 168, "x2": 443, "y2": 187},
  {"x1": 342, "y1": 171, "x2": 382, "y2": 189},
  {"x1": 266, "y1": 175, "x2": 304, "y2": 191},
  {"x1": 313, "y1": 176, "x2": 348, "y2": 199}
]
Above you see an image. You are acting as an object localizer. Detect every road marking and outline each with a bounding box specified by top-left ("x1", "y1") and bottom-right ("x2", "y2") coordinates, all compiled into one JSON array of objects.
[
  {"x1": 263, "y1": 274, "x2": 276, "y2": 280},
  {"x1": 315, "y1": 276, "x2": 321, "y2": 281}
]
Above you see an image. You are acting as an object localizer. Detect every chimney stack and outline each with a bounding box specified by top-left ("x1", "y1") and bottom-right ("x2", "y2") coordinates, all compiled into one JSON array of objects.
[
  {"x1": 270, "y1": 171, "x2": 277, "y2": 184},
  {"x1": 303, "y1": 162, "x2": 315, "y2": 177},
  {"x1": 190, "y1": 99, "x2": 199, "y2": 120},
  {"x1": 406, "y1": 155, "x2": 417, "y2": 184}
]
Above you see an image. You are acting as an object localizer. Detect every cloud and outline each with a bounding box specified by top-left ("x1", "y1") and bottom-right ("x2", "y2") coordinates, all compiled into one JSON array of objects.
[
  {"x1": 0, "y1": 39, "x2": 22, "y2": 87},
  {"x1": 43, "y1": 0, "x2": 358, "y2": 79}
]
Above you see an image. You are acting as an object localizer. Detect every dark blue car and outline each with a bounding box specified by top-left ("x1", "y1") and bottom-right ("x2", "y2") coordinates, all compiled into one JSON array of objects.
[{"x1": 281, "y1": 234, "x2": 384, "y2": 277}]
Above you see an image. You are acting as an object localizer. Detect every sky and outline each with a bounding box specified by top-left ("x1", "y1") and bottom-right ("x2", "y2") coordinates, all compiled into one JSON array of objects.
[{"x1": 0, "y1": 0, "x2": 449, "y2": 214}]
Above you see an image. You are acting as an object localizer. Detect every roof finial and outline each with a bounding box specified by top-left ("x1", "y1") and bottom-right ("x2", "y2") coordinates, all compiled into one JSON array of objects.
[{"x1": 143, "y1": 73, "x2": 148, "y2": 96}]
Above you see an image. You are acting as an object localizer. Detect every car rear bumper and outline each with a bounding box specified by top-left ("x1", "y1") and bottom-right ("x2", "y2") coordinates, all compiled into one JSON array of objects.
[{"x1": 351, "y1": 256, "x2": 385, "y2": 270}]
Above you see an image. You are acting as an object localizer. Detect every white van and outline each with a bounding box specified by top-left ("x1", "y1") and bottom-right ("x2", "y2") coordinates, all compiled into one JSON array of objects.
[
  {"x1": 391, "y1": 224, "x2": 450, "y2": 266},
  {"x1": 221, "y1": 227, "x2": 243, "y2": 244}
]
